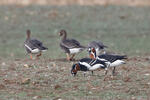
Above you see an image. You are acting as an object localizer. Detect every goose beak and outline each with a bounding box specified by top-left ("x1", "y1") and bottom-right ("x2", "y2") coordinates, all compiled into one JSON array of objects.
[
  {"x1": 59, "y1": 32, "x2": 62, "y2": 36},
  {"x1": 71, "y1": 72, "x2": 77, "y2": 77}
]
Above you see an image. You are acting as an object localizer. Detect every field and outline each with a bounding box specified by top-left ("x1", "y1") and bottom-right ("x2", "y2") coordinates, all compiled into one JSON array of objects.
[{"x1": 0, "y1": 5, "x2": 150, "y2": 100}]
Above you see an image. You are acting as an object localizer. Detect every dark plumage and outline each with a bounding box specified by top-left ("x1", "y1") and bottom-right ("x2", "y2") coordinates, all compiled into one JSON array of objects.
[
  {"x1": 98, "y1": 54, "x2": 127, "y2": 63},
  {"x1": 71, "y1": 58, "x2": 107, "y2": 76},
  {"x1": 89, "y1": 48, "x2": 127, "y2": 75}
]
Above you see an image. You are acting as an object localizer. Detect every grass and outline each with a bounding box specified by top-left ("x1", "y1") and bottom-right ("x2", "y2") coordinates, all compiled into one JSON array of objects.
[
  {"x1": 0, "y1": 5, "x2": 150, "y2": 100},
  {"x1": 0, "y1": 5, "x2": 150, "y2": 59}
]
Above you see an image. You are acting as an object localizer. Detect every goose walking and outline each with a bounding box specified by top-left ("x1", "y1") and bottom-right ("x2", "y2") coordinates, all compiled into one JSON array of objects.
[
  {"x1": 24, "y1": 30, "x2": 48, "y2": 59},
  {"x1": 59, "y1": 30, "x2": 85, "y2": 61}
]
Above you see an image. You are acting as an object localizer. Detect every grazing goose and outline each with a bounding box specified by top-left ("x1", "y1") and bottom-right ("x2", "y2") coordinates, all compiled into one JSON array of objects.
[
  {"x1": 24, "y1": 30, "x2": 48, "y2": 59},
  {"x1": 88, "y1": 48, "x2": 127, "y2": 75},
  {"x1": 59, "y1": 30, "x2": 85, "y2": 61},
  {"x1": 88, "y1": 41, "x2": 108, "y2": 55},
  {"x1": 71, "y1": 58, "x2": 108, "y2": 76}
]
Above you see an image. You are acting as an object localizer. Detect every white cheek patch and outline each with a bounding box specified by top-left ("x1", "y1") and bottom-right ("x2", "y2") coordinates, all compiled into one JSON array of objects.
[
  {"x1": 69, "y1": 48, "x2": 82, "y2": 54},
  {"x1": 110, "y1": 60, "x2": 125, "y2": 67},
  {"x1": 89, "y1": 64, "x2": 104, "y2": 71}
]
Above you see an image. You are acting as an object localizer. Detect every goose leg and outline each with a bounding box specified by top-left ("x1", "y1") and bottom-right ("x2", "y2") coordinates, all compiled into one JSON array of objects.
[
  {"x1": 30, "y1": 54, "x2": 33, "y2": 60},
  {"x1": 83, "y1": 72, "x2": 86, "y2": 77},
  {"x1": 91, "y1": 71, "x2": 94, "y2": 75},
  {"x1": 112, "y1": 67, "x2": 116, "y2": 75},
  {"x1": 66, "y1": 53, "x2": 71, "y2": 61},
  {"x1": 105, "y1": 68, "x2": 108, "y2": 75},
  {"x1": 36, "y1": 52, "x2": 42, "y2": 59},
  {"x1": 70, "y1": 54, "x2": 75, "y2": 60}
]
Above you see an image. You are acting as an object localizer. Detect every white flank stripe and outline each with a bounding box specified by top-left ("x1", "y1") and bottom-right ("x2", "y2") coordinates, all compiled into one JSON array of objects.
[
  {"x1": 42, "y1": 49, "x2": 47, "y2": 52},
  {"x1": 31, "y1": 49, "x2": 40, "y2": 53},
  {"x1": 79, "y1": 62, "x2": 91, "y2": 68},
  {"x1": 69, "y1": 48, "x2": 82, "y2": 54},
  {"x1": 97, "y1": 57, "x2": 108, "y2": 62},
  {"x1": 89, "y1": 64, "x2": 104, "y2": 71},
  {"x1": 110, "y1": 60, "x2": 125, "y2": 67},
  {"x1": 24, "y1": 44, "x2": 39, "y2": 53},
  {"x1": 24, "y1": 44, "x2": 32, "y2": 51}
]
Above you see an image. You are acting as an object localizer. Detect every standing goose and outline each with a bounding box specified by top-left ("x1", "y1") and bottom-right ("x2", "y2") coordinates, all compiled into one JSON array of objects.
[
  {"x1": 24, "y1": 30, "x2": 48, "y2": 59},
  {"x1": 59, "y1": 30, "x2": 85, "y2": 61},
  {"x1": 88, "y1": 48, "x2": 127, "y2": 75},
  {"x1": 88, "y1": 41, "x2": 108, "y2": 55},
  {"x1": 71, "y1": 57, "x2": 107, "y2": 76}
]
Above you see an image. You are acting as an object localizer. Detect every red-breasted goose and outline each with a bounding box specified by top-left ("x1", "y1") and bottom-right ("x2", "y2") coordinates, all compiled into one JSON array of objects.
[
  {"x1": 59, "y1": 30, "x2": 85, "y2": 61},
  {"x1": 71, "y1": 58, "x2": 108, "y2": 76},
  {"x1": 24, "y1": 30, "x2": 48, "y2": 59},
  {"x1": 88, "y1": 48, "x2": 127, "y2": 75}
]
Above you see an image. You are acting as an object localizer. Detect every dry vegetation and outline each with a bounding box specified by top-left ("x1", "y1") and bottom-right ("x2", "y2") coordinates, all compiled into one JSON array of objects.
[{"x1": 0, "y1": 56, "x2": 150, "y2": 99}]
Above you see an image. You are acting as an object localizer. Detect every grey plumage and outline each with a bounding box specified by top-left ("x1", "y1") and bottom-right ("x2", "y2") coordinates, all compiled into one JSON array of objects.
[
  {"x1": 88, "y1": 41, "x2": 107, "y2": 49},
  {"x1": 24, "y1": 30, "x2": 48, "y2": 54},
  {"x1": 88, "y1": 41, "x2": 107, "y2": 55},
  {"x1": 59, "y1": 30, "x2": 85, "y2": 54}
]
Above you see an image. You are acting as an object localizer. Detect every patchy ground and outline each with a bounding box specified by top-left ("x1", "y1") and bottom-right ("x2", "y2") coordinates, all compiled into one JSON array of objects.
[{"x1": 0, "y1": 56, "x2": 150, "y2": 100}]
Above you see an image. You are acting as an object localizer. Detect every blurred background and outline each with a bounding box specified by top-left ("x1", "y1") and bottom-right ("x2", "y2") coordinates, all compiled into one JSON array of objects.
[
  {"x1": 0, "y1": 0, "x2": 150, "y2": 59},
  {"x1": 0, "y1": 1, "x2": 150, "y2": 100}
]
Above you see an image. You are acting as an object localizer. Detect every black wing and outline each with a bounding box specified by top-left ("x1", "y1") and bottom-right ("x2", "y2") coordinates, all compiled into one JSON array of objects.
[
  {"x1": 98, "y1": 54, "x2": 127, "y2": 62},
  {"x1": 79, "y1": 58, "x2": 93, "y2": 64}
]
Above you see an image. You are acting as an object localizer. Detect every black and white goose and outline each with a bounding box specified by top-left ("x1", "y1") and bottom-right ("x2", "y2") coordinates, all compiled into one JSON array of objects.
[
  {"x1": 24, "y1": 30, "x2": 48, "y2": 59},
  {"x1": 88, "y1": 41, "x2": 108, "y2": 55},
  {"x1": 59, "y1": 30, "x2": 85, "y2": 61},
  {"x1": 89, "y1": 48, "x2": 127, "y2": 75},
  {"x1": 71, "y1": 58, "x2": 108, "y2": 76}
]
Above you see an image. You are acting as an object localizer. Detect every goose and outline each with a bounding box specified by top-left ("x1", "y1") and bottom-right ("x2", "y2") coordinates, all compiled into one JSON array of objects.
[
  {"x1": 24, "y1": 30, "x2": 48, "y2": 59},
  {"x1": 88, "y1": 48, "x2": 127, "y2": 75},
  {"x1": 88, "y1": 41, "x2": 108, "y2": 55},
  {"x1": 59, "y1": 29, "x2": 85, "y2": 61},
  {"x1": 71, "y1": 58, "x2": 108, "y2": 76}
]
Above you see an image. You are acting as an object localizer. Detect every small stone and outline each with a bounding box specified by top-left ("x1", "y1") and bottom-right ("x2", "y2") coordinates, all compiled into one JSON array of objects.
[
  {"x1": 144, "y1": 73, "x2": 150, "y2": 76},
  {"x1": 2, "y1": 62, "x2": 6, "y2": 66},
  {"x1": 24, "y1": 64, "x2": 32, "y2": 68},
  {"x1": 54, "y1": 85, "x2": 61, "y2": 90},
  {"x1": 21, "y1": 78, "x2": 30, "y2": 84}
]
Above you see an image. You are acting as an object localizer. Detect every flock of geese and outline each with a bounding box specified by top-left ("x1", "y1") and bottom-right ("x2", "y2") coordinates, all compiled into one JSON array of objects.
[{"x1": 24, "y1": 29, "x2": 127, "y2": 76}]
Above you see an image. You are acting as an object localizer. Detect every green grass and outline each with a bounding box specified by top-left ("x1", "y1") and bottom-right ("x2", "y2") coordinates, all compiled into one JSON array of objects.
[
  {"x1": 0, "y1": 5, "x2": 150, "y2": 59},
  {"x1": 0, "y1": 5, "x2": 150, "y2": 100}
]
